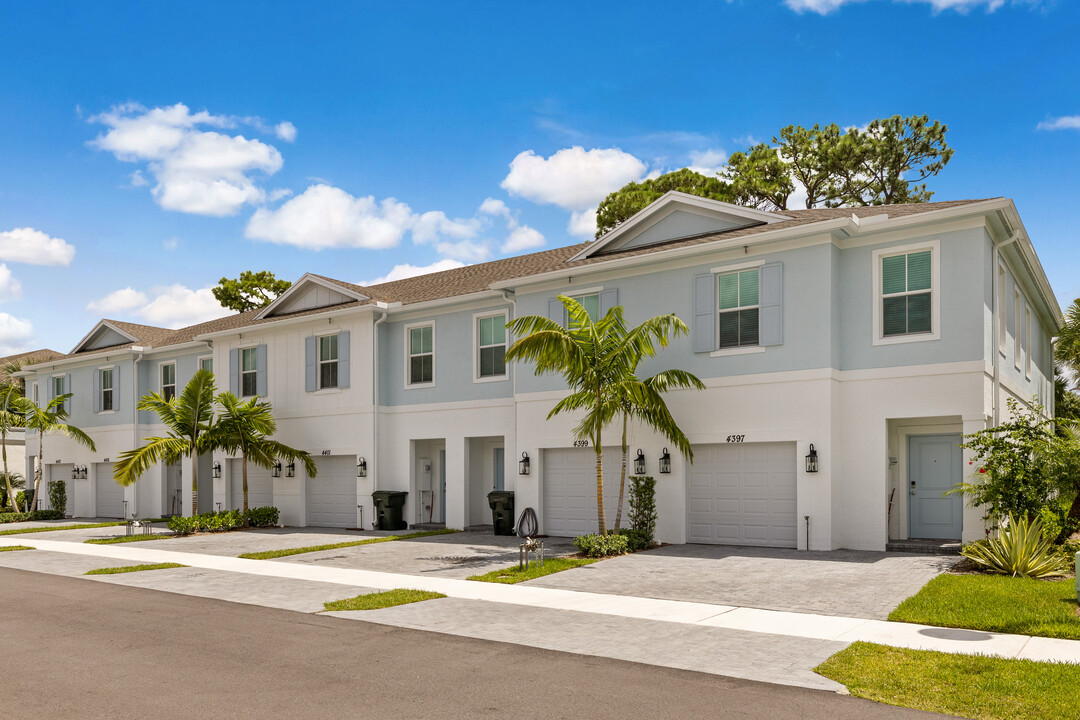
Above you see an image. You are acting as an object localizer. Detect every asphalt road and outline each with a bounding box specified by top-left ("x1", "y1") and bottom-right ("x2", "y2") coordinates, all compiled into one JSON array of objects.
[{"x1": 2, "y1": 567, "x2": 951, "y2": 720}]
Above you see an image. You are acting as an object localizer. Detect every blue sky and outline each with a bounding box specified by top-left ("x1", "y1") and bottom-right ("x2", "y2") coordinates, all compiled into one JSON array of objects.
[{"x1": 0, "y1": 0, "x2": 1078, "y2": 353}]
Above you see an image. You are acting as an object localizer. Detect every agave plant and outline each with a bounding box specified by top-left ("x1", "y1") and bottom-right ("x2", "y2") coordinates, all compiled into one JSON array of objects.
[{"x1": 961, "y1": 513, "x2": 1069, "y2": 579}]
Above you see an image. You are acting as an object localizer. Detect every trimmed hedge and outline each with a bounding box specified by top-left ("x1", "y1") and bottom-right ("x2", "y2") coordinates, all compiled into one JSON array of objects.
[
  {"x1": 0, "y1": 509, "x2": 64, "y2": 524},
  {"x1": 573, "y1": 532, "x2": 629, "y2": 558},
  {"x1": 167, "y1": 506, "x2": 280, "y2": 536},
  {"x1": 616, "y1": 527, "x2": 653, "y2": 552}
]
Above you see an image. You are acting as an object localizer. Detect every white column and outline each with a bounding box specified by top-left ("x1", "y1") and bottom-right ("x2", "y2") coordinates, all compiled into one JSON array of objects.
[
  {"x1": 961, "y1": 415, "x2": 988, "y2": 544},
  {"x1": 444, "y1": 435, "x2": 467, "y2": 530}
]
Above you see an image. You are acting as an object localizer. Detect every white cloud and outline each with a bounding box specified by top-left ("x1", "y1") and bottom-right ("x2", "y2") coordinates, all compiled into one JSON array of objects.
[
  {"x1": 435, "y1": 239, "x2": 491, "y2": 262},
  {"x1": 130, "y1": 170, "x2": 149, "y2": 187},
  {"x1": 245, "y1": 184, "x2": 414, "y2": 250},
  {"x1": 139, "y1": 285, "x2": 230, "y2": 328},
  {"x1": 361, "y1": 259, "x2": 466, "y2": 286},
  {"x1": 567, "y1": 209, "x2": 598, "y2": 240},
  {"x1": 785, "y1": 0, "x2": 1039, "y2": 13},
  {"x1": 478, "y1": 197, "x2": 511, "y2": 218},
  {"x1": 1037, "y1": 116, "x2": 1080, "y2": 131},
  {"x1": 86, "y1": 287, "x2": 148, "y2": 315},
  {"x1": 501, "y1": 146, "x2": 648, "y2": 211},
  {"x1": 412, "y1": 210, "x2": 481, "y2": 244},
  {"x1": 501, "y1": 225, "x2": 546, "y2": 253},
  {"x1": 275, "y1": 121, "x2": 297, "y2": 142},
  {"x1": 687, "y1": 148, "x2": 728, "y2": 176},
  {"x1": 89, "y1": 103, "x2": 284, "y2": 217},
  {"x1": 0, "y1": 265, "x2": 22, "y2": 303},
  {"x1": 0, "y1": 228, "x2": 76, "y2": 266},
  {"x1": 0, "y1": 314, "x2": 35, "y2": 355}
]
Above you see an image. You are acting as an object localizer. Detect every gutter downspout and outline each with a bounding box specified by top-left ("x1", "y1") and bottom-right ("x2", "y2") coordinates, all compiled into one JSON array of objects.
[
  {"x1": 371, "y1": 311, "x2": 388, "y2": 528},
  {"x1": 131, "y1": 347, "x2": 144, "y2": 519},
  {"x1": 992, "y1": 232, "x2": 1021, "y2": 426},
  {"x1": 501, "y1": 290, "x2": 518, "y2": 497}
]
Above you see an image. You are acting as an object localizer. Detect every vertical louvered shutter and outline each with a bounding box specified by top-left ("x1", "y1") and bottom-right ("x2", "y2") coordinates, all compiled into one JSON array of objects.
[
  {"x1": 93, "y1": 370, "x2": 101, "y2": 413},
  {"x1": 305, "y1": 336, "x2": 317, "y2": 392},
  {"x1": 759, "y1": 262, "x2": 784, "y2": 347},
  {"x1": 338, "y1": 331, "x2": 351, "y2": 389},
  {"x1": 229, "y1": 349, "x2": 239, "y2": 395},
  {"x1": 255, "y1": 344, "x2": 268, "y2": 397},
  {"x1": 693, "y1": 273, "x2": 716, "y2": 353},
  {"x1": 599, "y1": 288, "x2": 618, "y2": 317},
  {"x1": 548, "y1": 298, "x2": 565, "y2": 327}
]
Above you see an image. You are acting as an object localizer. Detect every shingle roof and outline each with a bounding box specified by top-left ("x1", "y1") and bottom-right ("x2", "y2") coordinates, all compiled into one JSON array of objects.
[{"x1": 0, "y1": 349, "x2": 64, "y2": 379}]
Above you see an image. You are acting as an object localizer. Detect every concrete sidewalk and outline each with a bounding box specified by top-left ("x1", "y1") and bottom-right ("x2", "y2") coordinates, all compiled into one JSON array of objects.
[{"x1": 4, "y1": 535, "x2": 1079, "y2": 666}]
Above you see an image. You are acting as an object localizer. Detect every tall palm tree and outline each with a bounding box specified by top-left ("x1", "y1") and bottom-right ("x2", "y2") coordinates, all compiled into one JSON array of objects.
[
  {"x1": 1054, "y1": 298, "x2": 1080, "y2": 373},
  {"x1": 506, "y1": 296, "x2": 700, "y2": 535},
  {"x1": 211, "y1": 391, "x2": 316, "y2": 519},
  {"x1": 114, "y1": 368, "x2": 217, "y2": 515},
  {"x1": 20, "y1": 394, "x2": 96, "y2": 511},
  {"x1": 0, "y1": 383, "x2": 26, "y2": 511}
]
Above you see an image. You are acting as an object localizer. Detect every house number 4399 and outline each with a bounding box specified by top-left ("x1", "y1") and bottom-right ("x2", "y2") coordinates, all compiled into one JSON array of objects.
[{"x1": 726, "y1": 435, "x2": 745, "y2": 443}]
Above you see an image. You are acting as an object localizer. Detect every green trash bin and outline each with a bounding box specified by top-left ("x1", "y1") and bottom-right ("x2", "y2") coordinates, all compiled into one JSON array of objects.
[
  {"x1": 372, "y1": 490, "x2": 408, "y2": 531},
  {"x1": 487, "y1": 491, "x2": 516, "y2": 536}
]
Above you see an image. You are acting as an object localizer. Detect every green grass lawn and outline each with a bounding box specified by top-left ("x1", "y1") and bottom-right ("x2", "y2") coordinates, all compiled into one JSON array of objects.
[
  {"x1": 467, "y1": 556, "x2": 596, "y2": 584},
  {"x1": 816, "y1": 641, "x2": 1080, "y2": 720},
  {"x1": 0, "y1": 545, "x2": 32, "y2": 552},
  {"x1": 85, "y1": 533, "x2": 177, "y2": 545},
  {"x1": 889, "y1": 574, "x2": 1080, "y2": 640},
  {"x1": 0, "y1": 521, "x2": 126, "y2": 536},
  {"x1": 239, "y1": 529, "x2": 460, "y2": 560},
  {"x1": 85, "y1": 562, "x2": 187, "y2": 575},
  {"x1": 323, "y1": 589, "x2": 446, "y2": 611}
]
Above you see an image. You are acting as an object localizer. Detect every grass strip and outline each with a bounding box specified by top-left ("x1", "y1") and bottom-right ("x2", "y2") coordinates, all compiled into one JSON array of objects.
[
  {"x1": 85, "y1": 562, "x2": 186, "y2": 576},
  {"x1": 323, "y1": 589, "x2": 445, "y2": 612},
  {"x1": 467, "y1": 556, "x2": 596, "y2": 584},
  {"x1": 0, "y1": 545, "x2": 33, "y2": 552},
  {"x1": 85, "y1": 534, "x2": 176, "y2": 545},
  {"x1": 889, "y1": 574, "x2": 1080, "y2": 641},
  {"x1": 239, "y1": 528, "x2": 460, "y2": 560},
  {"x1": 0, "y1": 521, "x2": 126, "y2": 536},
  {"x1": 816, "y1": 641, "x2": 1080, "y2": 720}
]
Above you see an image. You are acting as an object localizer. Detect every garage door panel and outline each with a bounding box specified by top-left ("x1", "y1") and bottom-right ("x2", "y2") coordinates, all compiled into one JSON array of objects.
[
  {"x1": 306, "y1": 456, "x2": 355, "y2": 528},
  {"x1": 95, "y1": 463, "x2": 123, "y2": 518},
  {"x1": 687, "y1": 442, "x2": 796, "y2": 548},
  {"x1": 231, "y1": 462, "x2": 273, "y2": 510},
  {"x1": 543, "y1": 448, "x2": 627, "y2": 537}
]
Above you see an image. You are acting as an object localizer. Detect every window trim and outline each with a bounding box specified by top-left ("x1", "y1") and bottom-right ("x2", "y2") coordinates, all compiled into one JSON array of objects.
[
  {"x1": 316, "y1": 331, "x2": 340, "y2": 390},
  {"x1": 997, "y1": 264, "x2": 1007, "y2": 356},
  {"x1": 31, "y1": 382, "x2": 38, "y2": 405},
  {"x1": 98, "y1": 364, "x2": 116, "y2": 414},
  {"x1": 404, "y1": 321, "x2": 435, "y2": 390},
  {"x1": 871, "y1": 240, "x2": 941, "y2": 346},
  {"x1": 715, "y1": 266, "x2": 761, "y2": 350},
  {"x1": 51, "y1": 374, "x2": 65, "y2": 411},
  {"x1": 159, "y1": 362, "x2": 177, "y2": 402},
  {"x1": 473, "y1": 310, "x2": 510, "y2": 384},
  {"x1": 198, "y1": 355, "x2": 213, "y2": 374},
  {"x1": 1025, "y1": 305, "x2": 1032, "y2": 380},
  {"x1": 239, "y1": 346, "x2": 259, "y2": 398},
  {"x1": 1014, "y1": 289, "x2": 1023, "y2": 371},
  {"x1": 566, "y1": 288, "x2": 603, "y2": 323}
]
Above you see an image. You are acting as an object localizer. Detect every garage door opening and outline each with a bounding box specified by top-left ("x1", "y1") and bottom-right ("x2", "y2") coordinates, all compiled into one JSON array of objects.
[
  {"x1": 306, "y1": 455, "x2": 356, "y2": 528},
  {"x1": 542, "y1": 447, "x2": 628, "y2": 538}
]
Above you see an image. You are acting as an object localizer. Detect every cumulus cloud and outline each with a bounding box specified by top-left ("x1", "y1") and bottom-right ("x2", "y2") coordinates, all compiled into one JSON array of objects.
[
  {"x1": 89, "y1": 103, "x2": 286, "y2": 216},
  {"x1": 87, "y1": 284, "x2": 230, "y2": 329},
  {"x1": 361, "y1": 259, "x2": 466, "y2": 286},
  {"x1": 0, "y1": 228, "x2": 76, "y2": 266},
  {"x1": 245, "y1": 184, "x2": 414, "y2": 250},
  {"x1": 0, "y1": 265, "x2": 22, "y2": 303},
  {"x1": 412, "y1": 210, "x2": 481, "y2": 245},
  {"x1": 567, "y1": 209, "x2": 599, "y2": 240},
  {"x1": 0, "y1": 314, "x2": 35, "y2": 355},
  {"x1": 501, "y1": 225, "x2": 546, "y2": 253},
  {"x1": 1037, "y1": 116, "x2": 1080, "y2": 131},
  {"x1": 478, "y1": 198, "x2": 511, "y2": 218},
  {"x1": 86, "y1": 287, "x2": 149, "y2": 315},
  {"x1": 275, "y1": 121, "x2": 297, "y2": 142},
  {"x1": 686, "y1": 148, "x2": 728, "y2": 176},
  {"x1": 785, "y1": 0, "x2": 1040, "y2": 13},
  {"x1": 501, "y1": 146, "x2": 648, "y2": 211}
]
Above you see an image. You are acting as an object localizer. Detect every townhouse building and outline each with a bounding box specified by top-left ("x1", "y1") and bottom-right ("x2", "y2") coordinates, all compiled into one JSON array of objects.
[{"x1": 20, "y1": 193, "x2": 1060, "y2": 551}]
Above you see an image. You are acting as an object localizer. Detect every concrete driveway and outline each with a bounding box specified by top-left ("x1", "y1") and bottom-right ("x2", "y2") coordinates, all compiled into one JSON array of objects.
[{"x1": 526, "y1": 543, "x2": 958, "y2": 620}]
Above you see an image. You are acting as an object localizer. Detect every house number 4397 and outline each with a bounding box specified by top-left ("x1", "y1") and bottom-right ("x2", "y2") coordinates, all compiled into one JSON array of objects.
[{"x1": 726, "y1": 435, "x2": 745, "y2": 443}]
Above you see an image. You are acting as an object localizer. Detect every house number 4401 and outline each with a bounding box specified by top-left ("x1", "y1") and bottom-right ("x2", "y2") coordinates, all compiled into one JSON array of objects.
[{"x1": 726, "y1": 435, "x2": 746, "y2": 443}]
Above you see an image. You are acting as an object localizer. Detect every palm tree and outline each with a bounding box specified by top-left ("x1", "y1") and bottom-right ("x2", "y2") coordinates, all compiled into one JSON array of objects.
[
  {"x1": 506, "y1": 296, "x2": 700, "y2": 535},
  {"x1": 1054, "y1": 298, "x2": 1080, "y2": 373},
  {"x1": 211, "y1": 391, "x2": 316, "y2": 519},
  {"x1": 20, "y1": 394, "x2": 96, "y2": 511},
  {"x1": 114, "y1": 368, "x2": 217, "y2": 515},
  {"x1": 0, "y1": 383, "x2": 26, "y2": 511},
  {"x1": 0, "y1": 470, "x2": 24, "y2": 512}
]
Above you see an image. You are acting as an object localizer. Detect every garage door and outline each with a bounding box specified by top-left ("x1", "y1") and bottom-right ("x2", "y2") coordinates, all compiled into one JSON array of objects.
[
  {"x1": 543, "y1": 448, "x2": 628, "y2": 537},
  {"x1": 95, "y1": 462, "x2": 124, "y2": 518},
  {"x1": 230, "y1": 460, "x2": 273, "y2": 510},
  {"x1": 687, "y1": 442, "x2": 797, "y2": 547},
  {"x1": 43, "y1": 465, "x2": 74, "y2": 515},
  {"x1": 306, "y1": 456, "x2": 356, "y2": 528}
]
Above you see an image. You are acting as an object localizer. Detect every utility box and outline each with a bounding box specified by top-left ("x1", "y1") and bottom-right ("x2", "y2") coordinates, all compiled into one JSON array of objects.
[
  {"x1": 372, "y1": 490, "x2": 408, "y2": 531},
  {"x1": 487, "y1": 490, "x2": 516, "y2": 536}
]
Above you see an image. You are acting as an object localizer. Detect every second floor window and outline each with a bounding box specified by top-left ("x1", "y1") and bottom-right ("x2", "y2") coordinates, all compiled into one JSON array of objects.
[
  {"x1": 408, "y1": 325, "x2": 433, "y2": 385},
  {"x1": 717, "y1": 269, "x2": 759, "y2": 348},
  {"x1": 161, "y1": 363, "x2": 176, "y2": 401},
  {"x1": 52, "y1": 376, "x2": 64, "y2": 411},
  {"x1": 574, "y1": 292, "x2": 600, "y2": 322},
  {"x1": 477, "y1": 315, "x2": 507, "y2": 379},
  {"x1": 101, "y1": 368, "x2": 114, "y2": 411},
  {"x1": 882, "y1": 251, "x2": 931, "y2": 337},
  {"x1": 319, "y1": 334, "x2": 338, "y2": 389},
  {"x1": 241, "y1": 348, "x2": 258, "y2": 397},
  {"x1": 200, "y1": 357, "x2": 213, "y2": 374}
]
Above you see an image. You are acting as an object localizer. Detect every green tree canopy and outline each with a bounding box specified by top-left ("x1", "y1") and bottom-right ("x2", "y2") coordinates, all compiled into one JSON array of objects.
[
  {"x1": 212, "y1": 271, "x2": 292, "y2": 313},
  {"x1": 594, "y1": 169, "x2": 735, "y2": 239}
]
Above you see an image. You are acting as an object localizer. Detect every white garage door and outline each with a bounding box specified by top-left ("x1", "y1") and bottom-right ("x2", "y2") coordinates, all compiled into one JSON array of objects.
[
  {"x1": 230, "y1": 460, "x2": 273, "y2": 510},
  {"x1": 543, "y1": 448, "x2": 628, "y2": 537},
  {"x1": 306, "y1": 456, "x2": 356, "y2": 528},
  {"x1": 95, "y1": 462, "x2": 124, "y2": 518},
  {"x1": 44, "y1": 465, "x2": 74, "y2": 515},
  {"x1": 687, "y1": 442, "x2": 797, "y2": 548}
]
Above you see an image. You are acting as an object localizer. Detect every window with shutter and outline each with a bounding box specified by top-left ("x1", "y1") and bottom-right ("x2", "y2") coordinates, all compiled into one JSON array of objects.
[
  {"x1": 716, "y1": 269, "x2": 760, "y2": 348},
  {"x1": 240, "y1": 348, "x2": 258, "y2": 397},
  {"x1": 319, "y1": 334, "x2": 339, "y2": 389},
  {"x1": 101, "y1": 368, "x2": 114, "y2": 411}
]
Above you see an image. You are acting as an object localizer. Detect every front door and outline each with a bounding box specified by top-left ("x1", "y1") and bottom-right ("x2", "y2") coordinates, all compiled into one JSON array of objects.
[{"x1": 908, "y1": 434, "x2": 963, "y2": 540}]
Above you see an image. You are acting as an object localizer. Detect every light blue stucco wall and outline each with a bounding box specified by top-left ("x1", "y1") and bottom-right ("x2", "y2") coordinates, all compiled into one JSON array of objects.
[
  {"x1": 137, "y1": 351, "x2": 205, "y2": 424},
  {"x1": 25, "y1": 357, "x2": 135, "y2": 428}
]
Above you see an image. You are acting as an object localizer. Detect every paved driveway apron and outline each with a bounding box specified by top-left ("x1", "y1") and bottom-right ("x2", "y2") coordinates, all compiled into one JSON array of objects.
[{"x1": 527, "y1": 544, "x2": 958, "y2": 619}]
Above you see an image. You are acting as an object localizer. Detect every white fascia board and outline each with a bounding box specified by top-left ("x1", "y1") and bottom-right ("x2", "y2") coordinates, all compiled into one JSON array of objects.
[
  {"x1": 384, "y1": 290, "x2": 509, "y2": 317},
  {"x1": 998, "y1": 201, "x2": 1063, "y2": 329},
  {"x1": 140, "y1": 341, "x2": 212, "y2": 357},
  {"x1": 69, "y1": 319, "x2": 140, "y2": 355},
  {"x1": 21, "y1": 347, "x2": 141, "y2": 373},
  {"x1": 255, "y1": 273, "x2": 370, "y2": 320},
  {"x1": 195, "y1": 303, "x2": 385, "y2": 341}
]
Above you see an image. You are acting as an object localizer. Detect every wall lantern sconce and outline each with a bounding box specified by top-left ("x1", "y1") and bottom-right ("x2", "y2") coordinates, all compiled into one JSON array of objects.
[
  {"x1": 212, "y1": 461, "x2": 222, "y2": 479},
  {"x1": 286, "y1": 462, "x2": 295, "y2": 478},
  {"x1": 71, "y1": 466, "x2": 79, "y2": 481},
  {"x1": 659, "y1": 448, "x2": 671, "y2": 475},
  {"x1": 633, "y1": 449, "x2": 646, "y2": 475},
  {"x1": 79, "y1": 465, "x2": 88, "y2": 480},
  {"x1": 356, "y1": 457, "x2": 367, "y2": 478},
  {"x1": 518, "y1": 451, "x2": 530, "y2": 476},
  {"x1": 805, "y1": 444, "x2": 819, "y2": 473},
  {"x1": 271, "y1": 461, "x2": 282, "y2": 478}
]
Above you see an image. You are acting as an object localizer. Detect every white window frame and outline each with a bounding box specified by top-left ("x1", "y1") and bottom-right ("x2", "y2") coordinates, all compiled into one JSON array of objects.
[
  {"x1": 51, "y1": 374, "x2": 65, "y2": 411},
  {"x1": 31, "y1": 382, "x2": 38, "y2": 405},
  {"x1": 1014, "y1": 290, "x2": 1023, "y2": 371},
  {"x1": 473, "y1": 310, "x2": 510, "y2": 383},
  {"x1": 98, "y1": 365, "x2": 116, "y2": 414},
  {"x1": 997, "y1": 264, "x2": 1007, "y2": 356},
  {"x1": 239, "y1": 346, "x2": 259, "y2": 398},
  {"x1": 404, "y1": 321, "x2": 435, "y2": 389},
  {"x1": 160, "y1": 362, "x2": 177, "y2": 401},
  {"x1": 1025, "y1": 305, "x2": 1032, "y2": 380},
  {"x1": 715, "y1": 266, "x2": 761, "y2": 351},
  {"x1": 317, "y1": 331, "x2": 339, "y2": 390},
  {"x1": 198, "y1": 355, "x2": 213, "y2": 374},
  {"x1": 568, "y1": 289, "x2": 602, "y2": 322},
  {"x1": 872, "y1": 240, "x2": 941, "y2": 346}
]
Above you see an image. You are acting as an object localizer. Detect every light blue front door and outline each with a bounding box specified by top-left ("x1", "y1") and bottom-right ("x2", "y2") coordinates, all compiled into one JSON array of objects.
[
  {"x1": 908, "y1": 434, "x2": 963, "y2": 540},
  {"x1": 439, "y1": 449, "x2": 446, "y2": 523}
]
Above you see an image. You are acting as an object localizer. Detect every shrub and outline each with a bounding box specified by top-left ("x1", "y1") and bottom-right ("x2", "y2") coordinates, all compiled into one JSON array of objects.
[
  {"x1": 573, "y1": 532, "x2": 629, "y2": 558},
  {"x1": 627, "y1": 475, "x2": 657, "y2": 544},
  {"x1": 47, "y1": 480, "x2": 67, "y2": 517},
  {"x1": 961, "y1": 513, "x2": 1069, "y2": 578},
  {"x1": 0, "y1": 510, "x2": 63, "y2": 524},
  {"x1": 615, "y1": 527, "x2": 653, "y2": 552},
  {"x1": 167, "y1": 506, "x2": 279, "y2": 535},
  {"x1": 16, "y1": 490, "x2": 32, "y2": 513},
  {"x1": 245, "y1": 506, "x2": 279, "y2": 528}
]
